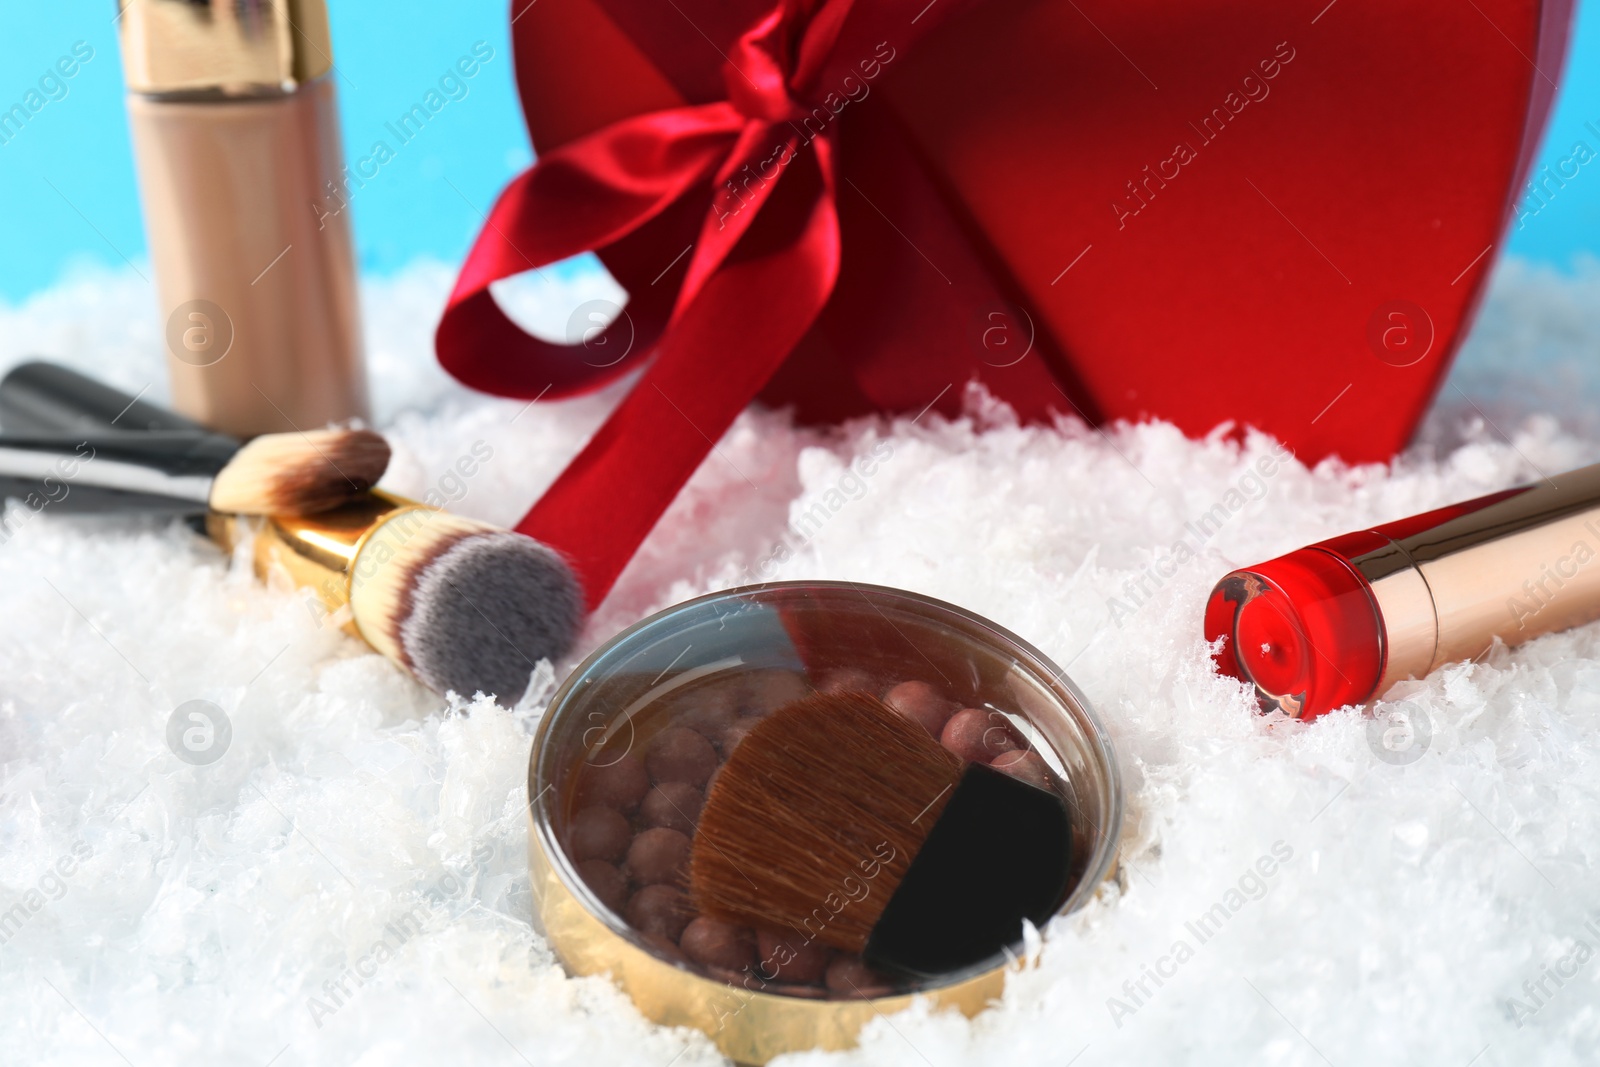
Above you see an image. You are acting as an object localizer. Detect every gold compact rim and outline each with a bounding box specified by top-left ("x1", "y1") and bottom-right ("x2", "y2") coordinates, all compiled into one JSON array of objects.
[
  {"x1": 527, "y1": 808, "x2": 1011, "y2": 1064},
  {"x1": 526, "y1": 580, "x2": 1125, "y2": 1063},
  {"x1": 117, "y1": 0, "x2": 333, "y2": 96}
]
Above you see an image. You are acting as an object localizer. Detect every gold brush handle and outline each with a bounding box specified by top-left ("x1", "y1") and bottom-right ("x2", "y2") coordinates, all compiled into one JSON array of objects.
[{"x1": 206, "y1": 491, "x2": 425, "y2": 632}]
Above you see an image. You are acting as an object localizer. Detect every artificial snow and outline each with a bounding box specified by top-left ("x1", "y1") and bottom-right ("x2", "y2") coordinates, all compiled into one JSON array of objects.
[{"x1": 3, "y1": 257, "x2": 1600, "y2": 1065}]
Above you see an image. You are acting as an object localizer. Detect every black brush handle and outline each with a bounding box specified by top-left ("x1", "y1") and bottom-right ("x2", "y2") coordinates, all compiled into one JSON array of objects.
[
  {"x1": 0, "y1": 365, "x2": 228, "y2": 527},
  {"x1": 0, "y1": 361, "x2": 210, "y2": 435},
  {"x1": 0, "y1": 477, "x2": 208, "y2": 517},
  {"x1": 0, "y1": 432, "x2": 241, "y2": 511},
  {"x1": 864, "y1": 763, "x2": 1073, "y2": 978}
]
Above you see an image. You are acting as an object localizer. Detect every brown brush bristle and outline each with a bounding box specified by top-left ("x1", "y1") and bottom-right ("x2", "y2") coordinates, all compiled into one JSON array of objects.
[
  {"x1": 207, "y1": 428, "x2": 390, "y2": 515},
  {"x1": 689, "y1": 692, "x2": 964, "y2": 954}
]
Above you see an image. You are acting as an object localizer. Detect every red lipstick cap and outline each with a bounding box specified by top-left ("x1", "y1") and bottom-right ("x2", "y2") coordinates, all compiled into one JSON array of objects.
[{"x1": 1204, "y1": 547, "x2": 1384, "y2": 718}]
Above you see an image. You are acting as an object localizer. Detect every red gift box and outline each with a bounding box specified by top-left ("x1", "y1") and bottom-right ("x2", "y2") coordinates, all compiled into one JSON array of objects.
[{"x1": 437, "y1": 0, "x2": 1571, "y2": 607}]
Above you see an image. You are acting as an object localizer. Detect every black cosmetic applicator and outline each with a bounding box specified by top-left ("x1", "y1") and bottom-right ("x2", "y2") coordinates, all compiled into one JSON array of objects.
[
  {"x1": 0, "y1": 360, "x2": 207, "y2": 434},
  {"x1": 689, "y1": 692, "x2": 1074, "y2": 978},
  {"x1": 0, "y1": 428, "x2": 390, "y2": 516},
  {"x1": 0, "y1": 361, "x2": 390, "y2": 516},
  {"x1": 0, "y1": 361, "x2": 582, "y2": 704}
]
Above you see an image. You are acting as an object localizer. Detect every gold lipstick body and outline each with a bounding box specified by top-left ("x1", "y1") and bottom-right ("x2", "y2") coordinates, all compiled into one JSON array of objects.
[
  {"x1": 1358, "y1": 466, "x2": 1600, "y2": 687},
  {"x1": 118, "y1": 0, "x2": 369, "y2": 437},
  {"x1": 1206, "y1": 463, "x2": 1600, "y2": 719}
]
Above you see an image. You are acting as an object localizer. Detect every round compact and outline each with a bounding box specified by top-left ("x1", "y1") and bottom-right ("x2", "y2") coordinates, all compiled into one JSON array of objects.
[{"x1": 527, "y1": 581, "x2": 1123, "y2": 1063}]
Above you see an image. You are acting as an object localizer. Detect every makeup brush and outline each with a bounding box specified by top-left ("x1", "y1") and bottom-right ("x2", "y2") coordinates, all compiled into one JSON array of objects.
[
  {"x1": 689, "y1": 692, "x2": 1073, "y2": 978},
  {"x1": 0, "y1": 428, "x2": 390, "y2": 515},
  {"x1": 0, "y1": 476, "x2": 205, "y2": 516},
  {"x1": 1, "y1": 363, "x2": 582, "y2": 701},
  {"x1": 0, "y1": 360, "x2": 207, "y2": 434},
  {"x1": 211, "y1": 493, "x2": 583, "y2": 702},
  {"x1": 344, "y1": 502, "x2": 583, "y2": 699}
]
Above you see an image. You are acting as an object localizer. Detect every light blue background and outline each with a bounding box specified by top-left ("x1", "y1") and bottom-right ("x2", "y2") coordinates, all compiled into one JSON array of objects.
[
  {"x1": 0, "y1": 1, "x2": 1596, "y2": 302},
  {"x1": 0, "y1": 1, "x2": 530, "y2": 300}
]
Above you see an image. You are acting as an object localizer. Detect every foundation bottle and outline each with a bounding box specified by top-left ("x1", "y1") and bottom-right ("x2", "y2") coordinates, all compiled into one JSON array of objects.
[{"x1": 118, "y1": 0, "x2": 369, "y2": 436}]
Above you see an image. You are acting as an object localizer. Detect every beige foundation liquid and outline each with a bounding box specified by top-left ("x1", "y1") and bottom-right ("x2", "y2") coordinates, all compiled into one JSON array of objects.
[{"x1": 119, "y1": 0, "x2": 369, "y2": 437}]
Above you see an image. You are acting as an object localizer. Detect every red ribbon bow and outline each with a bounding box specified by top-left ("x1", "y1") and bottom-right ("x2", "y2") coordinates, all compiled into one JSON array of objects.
[
  {"x1": 437, "y1": 0, "x2": 893, "y2": 608},
  {"x1": 442, "y1": 0, "x2": 1576, "y2": 616}
]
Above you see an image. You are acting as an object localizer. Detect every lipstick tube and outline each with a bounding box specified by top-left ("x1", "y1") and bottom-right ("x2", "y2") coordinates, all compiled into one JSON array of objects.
[
  {"x1": 118, "y1": 0, "x2": 369, "y2": 437},
  {"x1": 1205, "y1": 464, "x2": 1600, "y2": 719}
]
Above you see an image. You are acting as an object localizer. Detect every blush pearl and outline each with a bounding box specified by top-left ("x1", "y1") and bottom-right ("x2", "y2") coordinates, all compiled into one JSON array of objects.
[
  {"x1": 568, "y1": 806, "x2": 631, "y2": 863},
  {"x1": 991, "y1": 748, "x2": 1052, "y2": 789},
  {"x1": 575, "y1": 753, "x2": 649, "y2": 813},
  {"x1": 940, "y1": 707, "x2": 1022, "y2": 763},
  {"x1": 576, "y1": 860, "x2": 628, "y2": 914},
  {"x1": 625, "y1": 827, "x2": 691, "y2": 886},
  {"x1": 739, "y1": 668, "x2": 812, "y2": 713},
  {"x1": 817, "y1": 667, "x2": 878, "y2": 695},
  {"x1": 640, "y1": 782, "x2": 703, "y2": 833},
  {"x1": 755, "y1": 929, "x2": 831, "y2": 983},
  {"x1": 680, "y1": 917, "x2": 757, "y2": 970},
  {"x1": 673, "y1": 685, "x2": 738, "y2": 741},
  {"x1": 825, "y1": 955, "x2": 894, "y2": 998},
  {"x1": 627, "y1": 885, "x2": 693, "y2": 941},
  {"x1": 884, "y1": 680, "x2": 957, "y2": 736},
  {"x1": 646, "y1": 727, "x2": 719, "y2": 787}
]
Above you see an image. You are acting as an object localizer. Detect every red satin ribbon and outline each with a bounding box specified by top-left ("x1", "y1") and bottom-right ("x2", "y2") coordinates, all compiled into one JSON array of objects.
[{"x1": 437, "y1": 0, "x2": 875, "y2": 609}]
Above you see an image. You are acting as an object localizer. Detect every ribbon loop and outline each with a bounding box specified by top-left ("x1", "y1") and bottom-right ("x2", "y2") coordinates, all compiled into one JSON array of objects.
[
  {"x1": 724, "y1": 6, "x2": 805, "y2": 122},
  {"x1": 436, "y1": 0, "x2": 872, "y2": 606}
]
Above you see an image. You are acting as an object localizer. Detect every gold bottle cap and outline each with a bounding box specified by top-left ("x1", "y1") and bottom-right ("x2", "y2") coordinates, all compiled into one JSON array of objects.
[{"x1": 117, "y1": 0, "x2": 334, "y2": 96}]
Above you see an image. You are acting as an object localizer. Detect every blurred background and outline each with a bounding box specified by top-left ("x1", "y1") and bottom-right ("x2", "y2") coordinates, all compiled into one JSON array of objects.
[{"x1": 1, "y1": 0, "x2": 1596, "y2": 304}]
